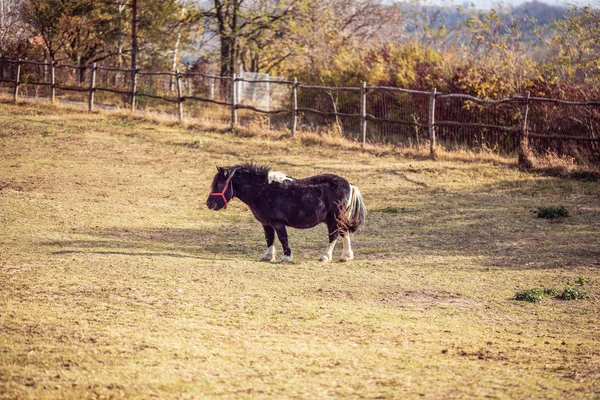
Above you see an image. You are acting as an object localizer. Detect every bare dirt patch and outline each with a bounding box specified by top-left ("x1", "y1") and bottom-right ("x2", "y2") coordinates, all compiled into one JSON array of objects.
[{"x1": 380, "y1": 289, "x2": 481, "y2": 310}]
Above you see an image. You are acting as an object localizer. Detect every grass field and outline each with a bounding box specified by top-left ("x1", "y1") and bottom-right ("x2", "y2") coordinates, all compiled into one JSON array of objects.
[{"x1": 1, "y1": 100, "x2": 599, "y2": 399}]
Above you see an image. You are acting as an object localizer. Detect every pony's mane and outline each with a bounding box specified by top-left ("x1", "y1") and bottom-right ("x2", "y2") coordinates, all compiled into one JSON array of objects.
[
  {"x1": 238, "y1": 163, "x2": 293, "y2": 184},
  {"x1": 238, "y1": 162, "x2": 270, "y2": 177}
]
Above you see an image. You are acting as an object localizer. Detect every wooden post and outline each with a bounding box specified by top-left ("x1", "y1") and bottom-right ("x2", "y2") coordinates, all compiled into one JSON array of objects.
[
  {"x1": 88, "y1": 63, "x2": 96, "y2": 112},
  {"x1": 13, "y1": 60, "x2": 21, "y2": 102},
  {"x1": 428, "y1": 87, "x2": 437, "y2": 159},
  {"x1": 360, "y1": 81, "x2": 367, "y2": 147},
  {"x1": 231, "y1": 73, "x2": 237, "y2": 128},
  {"x1": 176, "y1": 70, "x2": 184, "y2": 122},
  {"x1": 236, "y1": 73, "x2": 243, "y2": 104},
  {"x1": 519, "y1": 91, "x2": 533, "y2": 169},
  {"x1": 131, "y1": 68, "x2": 137, "y2": 112},
  {"x1": 50, "y1": 61, "x2": 56, "y2": 103},
  {"x1": 291, "y1": 77, "x2": 298, "y2": 136}
]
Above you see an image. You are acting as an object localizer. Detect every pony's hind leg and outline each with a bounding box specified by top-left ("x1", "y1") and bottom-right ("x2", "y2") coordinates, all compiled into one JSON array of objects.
[
  {"x1": 320, "y1": 215, "x2": 339, "y2": 262},
  {"x1": 320, "y1": 240, "x2": 337, "y2": 262},
  {"x1": 273, "y1": 224, "x2": 292, "y2": 262},
  {"x1": 340, "y1": 234, "x2": 354, "y2": 262},
  {"x1": 261, "y1": 225, "x2": 276, "y2": 262}
]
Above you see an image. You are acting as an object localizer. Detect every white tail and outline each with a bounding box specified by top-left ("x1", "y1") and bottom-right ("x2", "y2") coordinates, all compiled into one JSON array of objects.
[{"x1": 339, "y1": 184, "x2": 366, "y2": 233}]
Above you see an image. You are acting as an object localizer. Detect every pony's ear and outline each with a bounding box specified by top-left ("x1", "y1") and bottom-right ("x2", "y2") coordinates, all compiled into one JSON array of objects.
[
  {"x1": 225, "y1": 166, "x2": 242, "y2": 179},
  {"x1": 216, "y1": 166, "x2": 222, "y2": 172}
]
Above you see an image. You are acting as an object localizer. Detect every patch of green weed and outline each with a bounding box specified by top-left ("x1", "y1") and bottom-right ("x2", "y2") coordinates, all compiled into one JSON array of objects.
[
  {"x1": 537, "y1": 206, "x2": 569, "y2": 219},
  {"x1": 41, "y1": 126, "x2": 53, "y2": 137},
  {"x1": 574, "y1": 276, "x2": 588, "y2": 286},
  {"x1": 515, "y1": 286, "x2": 588, "y2": 302},
  {"x1": 515, "y1": 288, "x2": 545, "y2": 303},
  {"x1": 559, "y1": 287, "x2": 588, "y2": 300},
  {"x1": 514, "y1": 288, "x2": 559, "y2": 302}
]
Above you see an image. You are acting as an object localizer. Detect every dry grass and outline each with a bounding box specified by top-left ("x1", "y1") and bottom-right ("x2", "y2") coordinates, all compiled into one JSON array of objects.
[{"x1": 1, "y1": 100, "x2": 599, "y2": 399}]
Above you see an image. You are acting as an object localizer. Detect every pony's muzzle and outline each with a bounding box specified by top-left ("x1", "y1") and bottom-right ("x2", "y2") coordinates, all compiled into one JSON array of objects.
[{"x1": 206, "y1": 198, "x2": 221, "y2": 210}]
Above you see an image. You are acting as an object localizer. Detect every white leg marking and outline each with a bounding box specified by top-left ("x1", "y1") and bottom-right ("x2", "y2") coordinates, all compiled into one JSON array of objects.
[
  {"x1": 282, "y1": 254, "x2": 293, "y2": 263},
  {"x1": 261, "y1": 245, "x2": 276, "y2": 262},
  {"x1": 319, "y1": 240, "x2": 337, "y2": 262},
  {"x1": 340, "y1": 235, "x2": 354, "y2": 262}
]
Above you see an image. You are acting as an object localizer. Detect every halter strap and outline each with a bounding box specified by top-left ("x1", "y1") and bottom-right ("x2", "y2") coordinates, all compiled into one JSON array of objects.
[{"x1": 209, "y1": 179, "x2": 234, "y2": 209}]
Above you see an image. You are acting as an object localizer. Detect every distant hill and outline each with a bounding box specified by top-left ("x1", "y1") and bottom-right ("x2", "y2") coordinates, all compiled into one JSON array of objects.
[
  {"x1": 399, "y1": 1, "x2": 569, "y2": 39},
  {"x1": 508, "y1": 0, "x2": 569, "y2": 25}
]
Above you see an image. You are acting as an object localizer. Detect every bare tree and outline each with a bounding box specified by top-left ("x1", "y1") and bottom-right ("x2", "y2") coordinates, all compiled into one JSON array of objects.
[{"x1": 203, "y1": 0, "x2": 300, "y2": 76}]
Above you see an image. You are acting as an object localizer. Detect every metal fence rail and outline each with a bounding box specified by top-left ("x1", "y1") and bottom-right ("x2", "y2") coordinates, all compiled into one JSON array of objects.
[{"x1": 0, "y1": 58, "x2": 598, "y2": 166}]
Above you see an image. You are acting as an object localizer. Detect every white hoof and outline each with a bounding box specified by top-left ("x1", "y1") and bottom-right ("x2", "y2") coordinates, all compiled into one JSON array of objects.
[
  {"x1": 261, "y1": 246, "x2": 275, "y2": 262},
  {"x1": 319, "y1": 254, "x2": 331, "y2": 262},
  {"x1": 340, "y1": 251, "x2": 354, "y2": 262},
  {"x1": 282, "y1": 255, "x2": 293, "y2": 263}
]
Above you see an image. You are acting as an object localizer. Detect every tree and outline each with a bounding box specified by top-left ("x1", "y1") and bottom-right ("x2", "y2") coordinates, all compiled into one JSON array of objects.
[
  {"x1": 20, "y1": 0, "x2": 79, "y2": 61},
  {"x1": 0, "y1": 0, "x2": 30, "y2": 58},
  {"x1": 290, "y1": 0, "x2": 399, "y2": 84},
  {"x1": 539, "y1": 2, "x2": 600, "y2": 84},
  {"x1": 62, "y1": 1, "x2": 123, "y2": 81},
  {"x1": 129, "y1": 0, "x2": 200, "y2": 71},
  {"x1": 21, "y1": 0, "x2": 122, "y2": 82},
  {"x1": 203, "y1": 0, "x2": 302, "y2": 77}
]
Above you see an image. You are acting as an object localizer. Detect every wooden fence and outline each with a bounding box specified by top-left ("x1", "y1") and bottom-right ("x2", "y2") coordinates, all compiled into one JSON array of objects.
[{"x1": 1, "y1": 58, "x2": 599, "y2": 167}]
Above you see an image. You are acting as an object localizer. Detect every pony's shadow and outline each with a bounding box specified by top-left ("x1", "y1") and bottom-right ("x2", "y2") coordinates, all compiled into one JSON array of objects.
[
  {"x1": 44, "y1": 225, "x2": 262, "y2": 262},
  {"x1": 51, "y1": 249, "x2": 211, "y2": 260}
]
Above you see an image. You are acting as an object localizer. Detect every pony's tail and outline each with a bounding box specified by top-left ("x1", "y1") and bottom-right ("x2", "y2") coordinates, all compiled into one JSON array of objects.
[{"x1": 338, "y1": 184, "x2": 366, "y2": 234}]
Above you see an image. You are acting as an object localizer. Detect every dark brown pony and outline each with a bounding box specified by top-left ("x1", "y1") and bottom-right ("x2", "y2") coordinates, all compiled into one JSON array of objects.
[{"x1": 207, "y1": 163, "x2": 366, "y2": 262}]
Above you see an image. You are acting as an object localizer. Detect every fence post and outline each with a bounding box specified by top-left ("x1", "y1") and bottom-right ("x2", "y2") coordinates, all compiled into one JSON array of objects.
[
  {"x1": 360, "y1": 81, "x2": 367, "y2": 147},
  {"x1": 50, "y1": 61, "x2": 56, "y2": 103},
  {"x1": 265, "y1": 74, "x2": 270, "y2": 112},
  {"x1": 519, "y1": 91, "x2": 533, "y2": 169},
  {"x1": 176, "y1": 70, "x2": 184, "y2": 122},
  {"x1": 237, "y1": 73, "x2": 243, "y2": 104},
  {"x1": 428, "y1": 87, "x2": 437, "y2": 159},
  {"x1": 88, "y1": 63, "x2": 96, "y2": 112},
  {"x1": 231, "y1": 72, "x2": 237, "y2": 129},
  {"x1": 13, "y1": 60, "x2": 21, "y2": 102},
  {"x1": 291, "y1": 77, "x2": 298, "y2": 136},
  {"x1": 130, "y1": 68, "x2": 138, "y2": 112}
]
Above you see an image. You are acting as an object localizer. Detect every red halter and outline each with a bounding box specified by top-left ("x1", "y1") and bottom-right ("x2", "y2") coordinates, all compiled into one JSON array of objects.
[{"x1": 209, "y1": 179, "x2": 233, "y2": 209}]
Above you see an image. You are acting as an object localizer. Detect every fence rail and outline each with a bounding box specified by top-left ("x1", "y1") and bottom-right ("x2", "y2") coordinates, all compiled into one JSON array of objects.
[{"x1": 1, "y1": 58, "x2": 598, "y2": 166}]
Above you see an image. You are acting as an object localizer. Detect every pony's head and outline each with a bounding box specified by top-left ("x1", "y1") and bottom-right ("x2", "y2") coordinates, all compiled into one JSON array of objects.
[{"x1": 206, "y1": 166, "x2": 239, "y2": 210}]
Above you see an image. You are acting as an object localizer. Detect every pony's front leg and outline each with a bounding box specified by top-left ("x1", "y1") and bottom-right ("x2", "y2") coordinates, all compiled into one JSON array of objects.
[
  {"x1": 339, "y1": 234, "x2": 354, "y2": 262},
  {"x1": 320, "y1": 215, "x2": 339, "y2": 262},
  {"x1": 261, "y1": 225, "x2": 276, "y2": 262},
  {"x1": 273, "y1": 224, "x2": 292, "y2": 262}
]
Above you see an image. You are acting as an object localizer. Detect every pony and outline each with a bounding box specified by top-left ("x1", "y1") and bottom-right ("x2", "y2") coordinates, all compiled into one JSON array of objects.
[{"x1": 206, "y1": 163, "x2": 366, "y2": 262}]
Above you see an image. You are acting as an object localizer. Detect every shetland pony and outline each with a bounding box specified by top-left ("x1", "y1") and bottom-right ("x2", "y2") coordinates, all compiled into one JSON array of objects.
[{"x1": 206, "y1": 163, "x2": 366, "y2": 262}]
